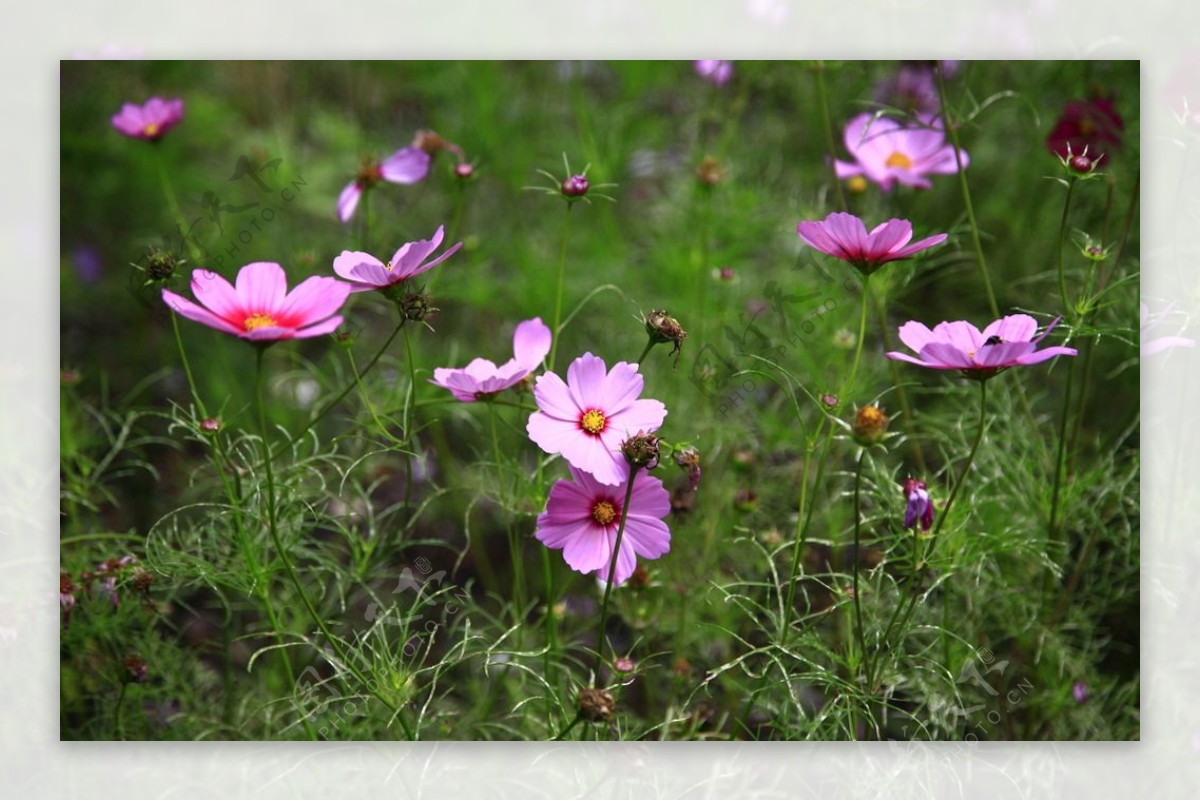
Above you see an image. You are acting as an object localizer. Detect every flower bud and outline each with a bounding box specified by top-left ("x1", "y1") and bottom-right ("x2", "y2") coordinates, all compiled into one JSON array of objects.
[
  {"x1": 851, "y1": 404, "x2": 889, "y2": 446},
  {"x1": 578, "y1": 687, "x2": 616, "y2": 723},
  {"x1": 695, "y1": 156, "x2": 725, "y2": 186},
  {"x1": 644, "y1": 309, "x2": 687, "y2": 365},
  {"x1": 399, "y1": 290, "x2": 437, "y2": 322},
  {"x1": 200, "y1": 417, "x2": 221, "y2": 433},
  {"x1": 902, "y1": 477, "x2": 934, "y2": 532},
  {"x1": 454, "y1": 161, "x2": 475, "y2": 180},
  {"x1": 821, "y1": 393, "x2": 839, "y2": 409},
  {"x1": 622, "y1": 431, "x2": 661, "y2": 470},
  {"x1": 561, "y1": 174, "x2": 590, "y2": 197},
  {"x1": 145, "y1": 248, "x2": 179, "y2": 282}
]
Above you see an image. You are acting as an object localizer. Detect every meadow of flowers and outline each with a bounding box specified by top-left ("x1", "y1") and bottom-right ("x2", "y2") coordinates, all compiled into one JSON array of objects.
[{"x1": 60, "y1": 60, "x2": 1142, "y2": 741}]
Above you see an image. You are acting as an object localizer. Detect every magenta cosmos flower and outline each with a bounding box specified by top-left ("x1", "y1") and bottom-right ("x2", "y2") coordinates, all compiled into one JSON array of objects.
[
  {"x1": 337, "y1": 146, "x2": 431, "y2": 222},
  {"x1": 431, "y1": 317, "x2": 552, "y2": 401},
  {"x1": 162, "y1": 261, "x2": 350, "y2": 341},
  {"x1": 332, "y1": 225, "x2": 462, "y2": 292},
  {"x1": 797, "y1": 212, "x2": 947, "y2": 276},
  {"x1": 694, "y1": 60, "x2": 733, "y2": 86},
  {"x1": 527, "y1": 353, "x2": 667, "y2": 486},
  {"x1": 535, "y1": 466, "x2": 671, "y2": 586},
  {"x1": 887, "y1": 314, "x2": 1077, "y2": 379},
  {"x1": 111, "y1": 96, "x2": 184, "y2": 141},
  {"x1": 835, "y1": 113, "x2": 967, "y2": 191}
]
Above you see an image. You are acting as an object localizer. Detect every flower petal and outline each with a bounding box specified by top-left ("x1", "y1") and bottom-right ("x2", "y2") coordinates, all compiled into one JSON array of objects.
[
  {"x1": 337, "y1": 181, "x2": 362, "y2": 223},
  {"x1": 277, "y1": 276, "x2": 351, "y2": 327},
  {"x1": 162, "y1": 289, "x2": 242, "y2": 336},
  {"x1": 981, "y1": 314, "x2": 1038, "y2": 344},
  {"x1": 379, "y1": 146, "x2": 431, "y2": 183},
  {"x1": 188, "y1": 269, "x2": 241, "y2": 322},
  {"x1": 897, "y1": 320, "x2": 936, "y2": 353},
  {"x1": 566, "y1": 353, "x2": 609, "y2": 411},
  {"x1": 512, "y1": 317, "x2": 552, "y2": 370},
  {"x1": 332, "y1": 250, "x2": 385, "y2": 284},
  {"x1": 235, "y1": 262, "x2": 288, "y2": 313}
]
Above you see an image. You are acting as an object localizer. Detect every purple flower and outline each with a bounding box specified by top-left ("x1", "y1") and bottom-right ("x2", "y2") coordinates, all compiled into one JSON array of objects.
[
  {"x1": 694, "y1": 60, "x2": 733, "y2": 87},
  {"x1": 1072, "y1": 681, "x2": 1089, "y2": 704},
  {"x1": 332, "y1": 225, "x2": 462, "y2": 292},
  {"x1": 874, "y1": 63, "x2": 941, "y2": 116},
  {"x1": 526, "y1": 353, "x2": 667, "y2": 486},
  {"x1": 431, "y1": 318, "x2": 552, "y2": 402},
  {"x1": 797, "y1": 212, "x2": 947, "y2": 276},
  {"x1": 111, "y1": 96, "x2": 184, "y2": 141},
  {"x1": 835, "y1": 113, "x2": 967, "y2": 191},
  {"x1": 903, "y1": 478, "x2": 934, "y2": 531},
  {"x1": 887, "y1": 314, "x2": 1078, "y2": 380},
  {"x1": 336, "y1": 146, "x2": 432, "y2": 223},
  {"x1": 535, "y1": 466, "x2": 671, "y2": 586}
]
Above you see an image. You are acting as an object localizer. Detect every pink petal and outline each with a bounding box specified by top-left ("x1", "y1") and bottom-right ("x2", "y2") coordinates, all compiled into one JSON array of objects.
[
  {"x1": 561, "y1": 525, "x2": 611, "y2": 575},
  {"x1": 278, "y1": 276, "x2": 351, "y2": 326},
  {"x1": 918, "y1": 342, "x2": 976, "y2": 369},
  {"x1": 598, "y1": 361, "x2": 645, "y2": 414},
  {"x1": 897, "y1": 320, "x2": 936, "y2": 353},
  {"x1": 512, "y1": 317, "x2": 552, "y2": 370},
  {"x1": 867, "y1": 219, "x2": 913, "y2": 256},
  {"x1": 379, "y1": 147, "x2": 431, "y2": 184},
  {"x1": 235, "y1": 262, "x2": 288, "y2": 313},
  {"x1": 594, "y1": 538, "x2": 638, "y2": 586},
  {"x1": 526, "y1": 411, "x2": 579, "y2": 455},
  {"x1": 886, "y1": 350, "x2": 933, "y2": 367},
  {"x1": 890, "y1": 233, "x2": 947, "y2": 259},
  {"x1": 531, "y1": 371, "x2": 579, "y2": 420},
  {"x1": 332, "y1": 250, "x2": 385, "y2": 284},
  {"x1": 188, "y1": 269, "x2": 241, "y2": 322},
  {"x1": 935, "y1": 320, "x2": 983, "y2": 354},
  {"x1": 565, "y1": 353, "x2": 608, "y2": 410},
  {"x1": 622, "y1": 515, "x2": 671, "y2": 560},
  {"x1": 607, "y1": 398, "x2": 667, "y2": 441},
  {"x1": 337, "y1": 181, "x2": 362, "y2": 223},
  {"x1": 628, "y1": 472, "x2": 671, "y2": 519},
  {"x1": 161, "y1": 289, "x2": 242, "y2": 336},
  {"x1": 976, "y1": 341, "x2": 1034, "y2": 367},
  {"x1": 1014, "y1": 346, "x2": 1078, "y2": 365},
  {"x1": 291, "y1": 315, "x2": 345, "y2": 339},
  {"x1": 981, "y1": 314, "x2": 1038, "y2": 344}
]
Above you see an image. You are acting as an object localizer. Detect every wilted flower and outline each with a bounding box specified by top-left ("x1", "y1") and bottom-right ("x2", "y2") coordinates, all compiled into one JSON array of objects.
[
  {"x1": 111, "y1": 96, "x2": 184, "y2": 141},
  {"x1": 332, "y1": 225, "x2": 462, "y2": 293},
  {"x1": 1046, "y1": 94, "x2": 1124, "y2": 163},
  {"x1": 621, "y1": 431, "x2": 661, "y2": 470},
  {"x1": 797, "y1": 212, "x2": 947, "y2": 276},
  {"x1": 695, "y1": 156, "x2": 725, "y2": 186},
  {"x1": 578, "y1": 687, "x2": 616, "y2": 722},
  {"x1": 694, "y1": 60, "x2": 733, "y2": 87},
  {"x1": 673, "y1": 446, "x2": 702, "y2": 492},
  {"x1": 887, "y1": 314, "x2": 1077, "y2": 380},
  {"x1": 527, "y1": 353, "x2": 667, "y2": 486},
  {"x1": 534, "y1": 466, "x2": 671, "y2": 586},
  {"x1": 431, "y1": 318, "x2": 552, "y2": 402},
  {"x1": 162, "y1": 262, "x2": 350, "y2": 342},
  {"x1": 337, "y1": 145, "x2": 432, "y2": 223},
  {"x1": 835, "y1": 113, "x2": 967, "y2": 191},
  {"x1": 851, "y1": 404, "x2": 889, "y2": 446},
  {"x1": 902, "y1": 477, "x2": 934, "y2": 532},
  {"x1": 644, "y1": 309, "x2": 687, "y2": 365},
  {"x1": 60, "y1": 573, "x2": 76, "y2": 624}
]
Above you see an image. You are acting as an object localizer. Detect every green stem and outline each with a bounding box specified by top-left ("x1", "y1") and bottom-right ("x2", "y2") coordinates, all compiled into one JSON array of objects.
[
  {"x1": 548, "y1": 203, "x2": 575, "y2": 373},
  {"x1": 873, "y1": 291, "x2": 926, "y2": 475},
  {"x1": 851, "y1": 451, "x2": 867, "y2": 669},
  {"x1": 1056, "y1": 178, "x2": 1078, "y2": 321},
  {"x1": 254, "y1": 347, "x2": 413, "y2": 740},
  {"x1": 592, "y1": 466, "x2": 641, "y2": 685},
  {"x1": 936, "y1": 64, "x2": 999, "y2": 319},
  {"x1": 842, "y1": 274, "x2": 871, "y2": 403},
  {"x1": 877, "y1": 379, "x2": 989, "y2": 673},
  {"x1": 1046, "y1": 352, "x2": 1076, "y2": 586},
  {"x1": 635, "y1": 339, "x2": 656, "y2": 366},
  {"x1": 813, "y1": 61, "x2": 848, "y2": 212},
  {"x1": 780, "y1": 416, "x2": 833, "y2": 639},
  {"x1": 113, "y1": 681, "x2": 129, "y2": 740}
]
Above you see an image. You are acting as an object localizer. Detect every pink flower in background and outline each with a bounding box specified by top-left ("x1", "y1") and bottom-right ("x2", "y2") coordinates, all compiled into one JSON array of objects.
[
  {"x1": 332, "y1": 225, "x2": 462, "y2": 292},
  {"x1": 111, "y1": 96, "x2": 184, "y2": 141},
  {"x1": 887, "y1": 314, "x2": 1077, "y2": 379},
  {"x1": 797, "y1": 212, "x2": 947, "y2": 276},
  {"x1": 162, "y1": 261, "x2": 350, "y2": 341},
  {"x1": 1142, "y1": 301, "x2": 1196, "y2": 357},
  {"x1": 336, "y1": 146, "x2": 432, "y2": 222},
  {"x1": 527, "y1": 353, "x2": 667, "y2": 486},
  {"x1": 835, "y1": 113, "x2": 967, "y2": 191},
  {"x1": 431, "y1": 317, "x2": 552, "y2": 402},
  {"x1": 535, "y1": 466, "x2": 671, "y2": 586},
  {"x1": 694, "y1": 60, "x2": 733, "y2": 87}
]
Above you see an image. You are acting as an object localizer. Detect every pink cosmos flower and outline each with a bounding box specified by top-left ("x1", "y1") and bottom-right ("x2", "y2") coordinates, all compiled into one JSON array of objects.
[
  {"x1": 431, "y1": 317, "x2": 552, "y2": 402},
  {"x1": 694, "y1": 60, "x2": 733, "y2": 87},
  {"x1": 527, "y1": 353, "x2": 667, "y2": 486},
  {"x1": 797, "y1": 212, "x2": 947, "y2": 276},
  {"x1": 835, "y1": 113, "x2": 967, "y2": 191},
  {"x1": 332, "y1": 225, "x2": 462, "y2": 292},
  {"x1": 887, "y1": 314, "x2": 1077, "y2": 379},
  {"x1": 162, "y1": 261, "x2": 350, "y2": 341},
  {"x1": 535, "y1": 466, "x2": 671, "y2": 586},
  {"x1": 111, "y1": 96, "x2": 184, "y2": 141},
  {"x1": 337, "y1": 146, "x2": 432, "y2": 222}
]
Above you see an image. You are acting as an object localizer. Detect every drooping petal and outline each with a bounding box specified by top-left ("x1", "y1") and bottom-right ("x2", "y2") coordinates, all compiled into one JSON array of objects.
[
  {"x1": 885, "y1": 350, "x2": 934, "y2": 367},
  {"x1": 379, "y1": 146, "x2": 431, "y2": 184},
  {"x1": 161, "y1": 289, "x2": 243, "y2": 336},
  {"x1": 1012, "y1": 345, "x2": 1079, "y2": 365},
  {"x1": 337, "y1": 181, "x2": 362, "y2": 223},
  {"x1": 332, "y1": 250, "x2": 386, "y2": 285},
  {"x1": 889, "y1": 232, "x2": 947, "y2": 259},
  {"x1": 188, "y1": 269, "x2": 242, "y2": 323}
]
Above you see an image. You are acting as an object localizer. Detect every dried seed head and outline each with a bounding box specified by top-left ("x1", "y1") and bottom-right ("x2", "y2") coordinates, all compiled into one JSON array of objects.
[
  {"x1": 621, "y1": 431, "x2": 661, "y2": 470},
  {"x1": 578, "y1": 687, "x2": 616, "y2": 722}
]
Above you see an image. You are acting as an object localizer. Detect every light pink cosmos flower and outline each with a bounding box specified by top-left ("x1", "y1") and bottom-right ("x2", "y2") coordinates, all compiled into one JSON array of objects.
[
  {"x1": 694, "y1": 60, "x2": 733, "y2": 86},
  {"x1": 111, "y1": 97, "x2": 184, "y2": 141},
  {"x1": 162, "y1": 262, "x2": 350, "y2": 341},
  {"x1": 527, "y1": 353, "x2": 667, "y2": 486},
  {"x1": 797, "y1": 212, "x2": 947, "y2": 276},
  {"x1": 835, "y1": 113, "x2": 967, "y2": 191},
  {"x1": 332, "y1": 225, "x2": 462, "y2": 292},
  {"x1": 337, "y1": 146, "x2": 432, "y2": 222},
  {"x1": 535, "y1": 466, "x2": 671, "y2": 586},
  {"x1": 887, "y1": 314, "x2": 1077, "y2": 379},
  {"x1": 431, "y1": 317, "x2": 552, "y2": 402}
]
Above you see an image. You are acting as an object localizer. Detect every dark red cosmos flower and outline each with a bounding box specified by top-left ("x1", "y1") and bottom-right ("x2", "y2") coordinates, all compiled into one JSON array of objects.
[{"x1": 1045, "y1": 94, "x2": 1125, "y2": 163}]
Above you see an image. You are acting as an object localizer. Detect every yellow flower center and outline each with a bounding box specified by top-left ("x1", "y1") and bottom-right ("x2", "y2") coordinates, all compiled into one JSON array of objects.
[
  {"x1": 580, "y1": 408, "x2": 607, "y2": 435},
  {"x1": 885, "y1": 151, "x2": 914, "y2": 170},
  {"x1": 243, "y1": 313, "x2": 278, "y2": 331},
  {"x1": 592, "y1": 500, "x2": 617, "y2": 526},
  {"x1": 144, "y1": 123, "x2": 160, "y2": 137}
]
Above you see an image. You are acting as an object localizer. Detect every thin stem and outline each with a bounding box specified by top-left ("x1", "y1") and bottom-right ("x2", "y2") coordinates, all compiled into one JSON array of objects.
[
  {"x1": 592, "y1": 466, "x2": 641, "y2": 684},
  {"x1": 541, "y1": 545, "x2": 558, "y2": 730},
  {"x1": 548, "y1": 203, "x2": 575, "y2": 372},
  {"x1": 935, "y1": 64, "x2": 999, "y2": 319},
  {"x1": 254, "y1": 347, "x2": 413, "y2": 740},
  {"x1": 813, "y1": 61, "x2": 848, "y2": 212},
  {"x1": 695, "y1": 186, "x2": 713, "y2": 347},
  {"x1": 780, "y1": 416, "x2": 833, "y2": 639},
  {"x1": 1056, "y1": 178, "x2": 1078, "y2": 321},
  {"x1": 851, "y1": 451, "x2": 867, "y2": 669},
  {"x1": 170, "y1": 315, "x2": 207, "y2": 418},
  {"x1": 873, "y1": 292, "x2": 926, "y2": 474},
  {"x1": 113, "y1": 681, "x2": 129, "y2": 740},
  {"x1": 1046, "y1": 353, "x2": 1076, "y2": 583},
  {"x1": 877, "y1": 379, "x2": 989, "y2": 669},
  {"x1": 635, "y1": 339, "x2": 656, "y2": 366},
  {"x1": 842, "y1": 274, "x2": 871, "y2": 403}
]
